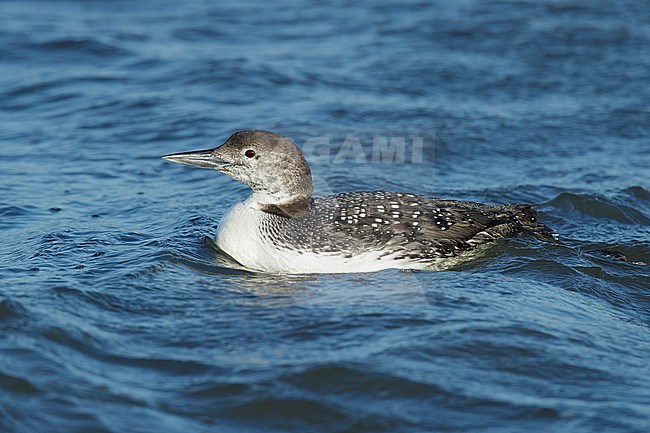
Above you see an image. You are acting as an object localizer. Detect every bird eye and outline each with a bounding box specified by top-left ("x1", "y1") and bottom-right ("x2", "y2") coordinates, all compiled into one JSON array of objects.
[{"x1": 244, "y1": 149, "x2": 255, "y2": 158}]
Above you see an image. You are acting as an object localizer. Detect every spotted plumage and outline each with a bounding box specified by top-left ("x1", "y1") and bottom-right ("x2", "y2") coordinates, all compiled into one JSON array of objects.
[
  {"x1": 163, "y1": 130, "x2": 554, "y2": 274},
  {"x1": 259, "y1": 192, "x2": 550, "y2": 262}
]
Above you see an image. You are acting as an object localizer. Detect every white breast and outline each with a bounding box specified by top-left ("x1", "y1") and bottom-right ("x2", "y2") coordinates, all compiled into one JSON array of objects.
[
  {"x1": 215, "y1": 198, "x2": 431, "y2": 274},
  {"x1": 215, "y1": 200, "x2": 277, "y2": 271}
]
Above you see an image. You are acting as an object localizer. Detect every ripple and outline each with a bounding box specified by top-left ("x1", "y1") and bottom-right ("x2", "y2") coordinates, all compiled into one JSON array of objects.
[
  {"x1": 622, "y1": 185, "x2": 650, "y2": 201},
  {"x1": 221, "y1": 395, "x2": 379, "y2": 432},
  {"x1": 546, "y1": 192, "x2": 650, "y2": 225},
  {"x1": 181, "y1": 58, "x2": 295, "y2": 89},
  {"x1": 28, "y1": 38, "x2": 133, "y2": 59},
  {"x1": 283, "y1": 363, "x2": 449, "y2": 397},
  {"x1": 0, "y1": 204, "x2": 38, "y2": 218},
  {"x1": 0, "y1": 371, "x2": 41, "y2": 395},
  {"x1": 0, "y1": 299, "x2": 28, "y2": 321}
]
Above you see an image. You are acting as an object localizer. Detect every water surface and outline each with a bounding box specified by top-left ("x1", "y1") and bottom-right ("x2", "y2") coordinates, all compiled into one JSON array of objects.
[{"x1": 1, "y1": 1, "x2": 649, "y2": 432}]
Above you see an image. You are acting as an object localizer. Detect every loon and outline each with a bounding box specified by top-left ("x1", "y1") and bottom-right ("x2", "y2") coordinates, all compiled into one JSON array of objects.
[{"x1": 163, "y1": 130, "x2": 553, "y2": 274}]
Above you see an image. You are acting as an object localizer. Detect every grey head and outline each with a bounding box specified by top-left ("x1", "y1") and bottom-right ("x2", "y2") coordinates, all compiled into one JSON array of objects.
[{"x1": 163, "y1": 130, "x2": 313, "y2": 216}]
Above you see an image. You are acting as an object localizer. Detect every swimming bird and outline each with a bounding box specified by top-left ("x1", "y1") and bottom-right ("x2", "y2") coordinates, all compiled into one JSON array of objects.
[{"x1": 163, "y1": 130, "x2": 553, "y2": 274}]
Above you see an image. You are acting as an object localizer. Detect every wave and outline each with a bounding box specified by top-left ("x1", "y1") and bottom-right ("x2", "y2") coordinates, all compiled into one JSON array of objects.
[{"x1": 545, "y1": 190, "x2": 649, "y2": 225}]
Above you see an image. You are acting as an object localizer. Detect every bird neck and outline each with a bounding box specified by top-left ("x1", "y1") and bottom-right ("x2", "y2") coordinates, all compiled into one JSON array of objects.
[{"x1": 249, "y1": 192, "x2": 311, "y2": 218}]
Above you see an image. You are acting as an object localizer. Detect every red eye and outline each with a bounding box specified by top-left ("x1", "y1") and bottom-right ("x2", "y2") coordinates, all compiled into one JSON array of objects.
[{"x1": 245, "y1": 149, "x2": 255, "y2": 158}]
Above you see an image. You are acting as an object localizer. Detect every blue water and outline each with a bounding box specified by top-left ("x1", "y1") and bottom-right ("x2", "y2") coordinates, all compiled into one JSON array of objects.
[{"x1": 1, "y1": 0, "x2": 649, "y2": 432}]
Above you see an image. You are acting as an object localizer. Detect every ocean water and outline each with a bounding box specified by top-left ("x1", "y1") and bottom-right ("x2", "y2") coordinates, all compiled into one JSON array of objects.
[{"x1": 1, "y1": 0, "x2": 649, "y2": 432}]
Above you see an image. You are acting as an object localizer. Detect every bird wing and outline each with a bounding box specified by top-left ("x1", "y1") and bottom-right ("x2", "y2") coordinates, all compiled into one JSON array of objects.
[{"x1": 311, "y1": 192, "x2": 541, "y2": 258}]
